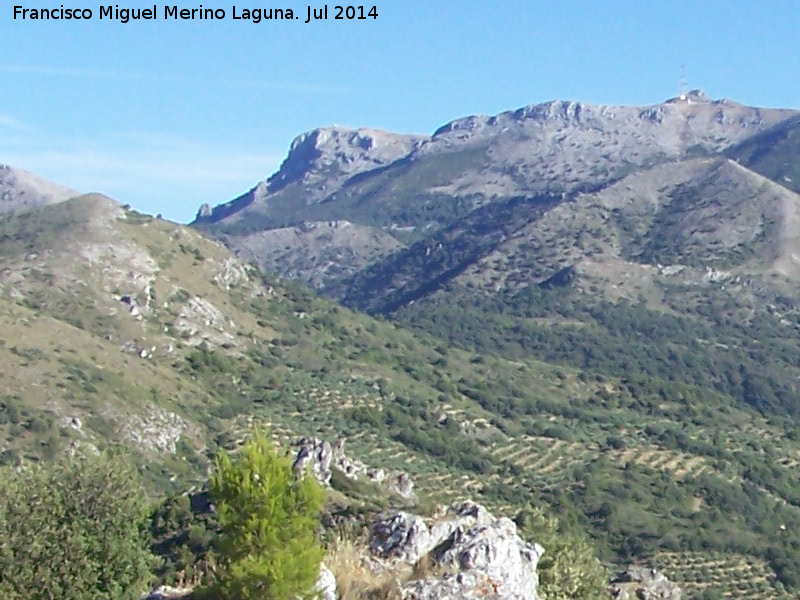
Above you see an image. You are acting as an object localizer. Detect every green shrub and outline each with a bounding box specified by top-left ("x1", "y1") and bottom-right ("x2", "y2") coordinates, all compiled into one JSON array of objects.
[
  {"x1": 515, "y1": 506, "x2": 609, "y2": 600},
  {"x1": 196, "y1": 429, "x2": 326, "y2": 600},
  {"x1": 0, "y1": 450, "x2": 154, "y2": 600}
]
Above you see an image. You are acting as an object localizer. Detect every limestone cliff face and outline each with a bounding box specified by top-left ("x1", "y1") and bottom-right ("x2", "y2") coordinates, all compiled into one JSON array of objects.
[
  {"x1": 268, "y1": 127, "x2": 427, "y2": 197},
  {"x1": 197, "y1": 92, "x2": 796, "y2": 226},
  {"x1": 194, "y1": 126, "x2": 426, "y2": 225}
]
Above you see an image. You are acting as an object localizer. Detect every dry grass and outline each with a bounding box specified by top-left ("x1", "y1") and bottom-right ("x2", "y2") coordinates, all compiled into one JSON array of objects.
[
  {"x1": 325, "y1": 535, "x2": 408, "y2": 600},
  {"x1": 408, "y1": 550, "x2": 458, "y2": 583},
  {"x1": 325, "y1": 535, "x2": 457, "y2": 600}
]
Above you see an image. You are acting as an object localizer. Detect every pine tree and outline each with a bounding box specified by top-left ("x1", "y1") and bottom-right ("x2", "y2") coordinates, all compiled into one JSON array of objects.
[
  {"x1": 515, "y1": 506, "x2": 610, "y2": 600},
  {"x1": 197, "y1": 430, "x2": 326, "y2": 600}
]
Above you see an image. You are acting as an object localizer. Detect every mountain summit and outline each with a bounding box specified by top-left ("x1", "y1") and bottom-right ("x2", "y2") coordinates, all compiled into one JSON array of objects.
[{"x1": 0, "y1": 165, "x2": 79, "y2": 214}]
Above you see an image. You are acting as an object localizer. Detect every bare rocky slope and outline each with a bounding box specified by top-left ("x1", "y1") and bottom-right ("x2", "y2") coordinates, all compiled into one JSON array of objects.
[
  {"x1": 0, "y1": 164, "x2": 79, "y2": 213},
  {"x1": 729, "y1": 113, "x2": 800, "y2": 196}
]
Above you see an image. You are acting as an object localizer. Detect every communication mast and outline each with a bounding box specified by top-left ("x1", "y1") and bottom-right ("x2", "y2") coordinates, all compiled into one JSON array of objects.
[{"x1": 679, "y1": 65, "x2": 688, "y2": 102}]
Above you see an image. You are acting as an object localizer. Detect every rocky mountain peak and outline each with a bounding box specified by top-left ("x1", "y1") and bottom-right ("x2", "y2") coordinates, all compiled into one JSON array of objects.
[
  {"x1": 664, "y1": 88, "x2": 711, "y2": 104},
  {"x1": 194, "y1": 126, "x2": 429, "y2": 224},
  {"x1": 267, "y1": 125, "x2": 427, "y2": 194},
  {"x1": 0, "y1": 165, "x2": 79, "y2": 214}
]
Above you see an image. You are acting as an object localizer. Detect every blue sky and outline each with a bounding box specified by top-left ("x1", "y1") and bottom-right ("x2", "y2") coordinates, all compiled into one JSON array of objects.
[{"x1": 2, "y1": 0, "x2": 799, "y2": 222}]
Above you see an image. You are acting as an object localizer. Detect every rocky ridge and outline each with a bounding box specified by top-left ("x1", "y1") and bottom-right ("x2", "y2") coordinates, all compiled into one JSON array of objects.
[
  {"x1": 196, "y1": 92, "x2": 796, "y2": 227},
  {"x1": 193, "y1": 93, "x2": 799, "y2": 295},
  {"x1": 195, "y1": 127, "x2": 425, "y2": 225}
]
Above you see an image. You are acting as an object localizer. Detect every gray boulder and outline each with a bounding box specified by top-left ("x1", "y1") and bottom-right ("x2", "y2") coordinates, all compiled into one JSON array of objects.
[
  {"x1": 370, "y1": 511, "x2": 432, "y2": 564},
  {"x1": 141, "y1": 586, "x2": 192, "y2": 600},
  {"x1": 316, "y1": 563, "x2": 338, "y2": 600},
  {"x1": 403, "y1": 571, "x2": 525, "y2": 600},
  {"x1": 610, "y1": 565, "x2": 682, "y2": 600},
  {"x1": 431, "y1": 512, "x2": 542, "y2": 600},
  {"x1": 292, "y1": 437, "x2": 335, "y2": 485},
  {"x1": 370, "y1": 502, "x2": 543, "y2": 600}
]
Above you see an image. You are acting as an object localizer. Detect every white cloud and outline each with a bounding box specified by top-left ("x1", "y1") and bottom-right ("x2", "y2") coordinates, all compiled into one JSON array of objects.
[{"x1": 0, "y1": 113, "x2": 28, "y2": 131}]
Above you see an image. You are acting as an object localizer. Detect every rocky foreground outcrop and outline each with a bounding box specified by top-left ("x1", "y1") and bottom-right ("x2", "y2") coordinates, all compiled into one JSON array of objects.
[
  {"x1": 141, "y1": 437, "x2": 689, "y2": 600},
  {"x1": 370, "y1": 501, "x2": 544, "y2": 600},
  {"x1": 291, "y1": 438, "x2": 543, "y2": 599}
]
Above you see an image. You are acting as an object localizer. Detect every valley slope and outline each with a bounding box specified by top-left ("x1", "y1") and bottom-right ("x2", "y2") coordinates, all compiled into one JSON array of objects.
[{"x1": 3, "y1": 191, "x2": 799, "y2": 599}]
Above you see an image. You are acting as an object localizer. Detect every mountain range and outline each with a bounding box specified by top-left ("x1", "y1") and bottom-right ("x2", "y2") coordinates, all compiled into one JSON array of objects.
[
  {"x1": 4, "y1": 91, "x2": 800, "y2": 599},
  {"x1": 193, "y1": 90, "x2": 799, "y2": 299}
]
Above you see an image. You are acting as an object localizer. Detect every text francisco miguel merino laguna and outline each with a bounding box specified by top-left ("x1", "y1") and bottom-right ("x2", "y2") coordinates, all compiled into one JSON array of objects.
[{"x1": 13, "y1": 5, "x2": 379, "y2": 23}]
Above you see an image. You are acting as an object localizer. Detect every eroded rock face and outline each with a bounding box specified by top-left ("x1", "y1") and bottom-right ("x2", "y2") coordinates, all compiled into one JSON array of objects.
[
  {"x1": 292, "y1": 437, "x2": 417, "y2": 503},
  {"x1": 610, "y1": 565, "x2": 682, "y2": 600},
  {"x1": 370, "y1": 511, "x2": 432, "y2": 564},
  {"x1": 432, "y1": 513, "x2": 542, "y2": 600},
  {"x1": 370, "y1": 502, "x2": 544, "y2": 600},
  {"x1": 292, "y1": 437, "x2": 334, "y2": 484},
  {"x1": 402, "y1": 571, "x2": 524, "y2": 600}
]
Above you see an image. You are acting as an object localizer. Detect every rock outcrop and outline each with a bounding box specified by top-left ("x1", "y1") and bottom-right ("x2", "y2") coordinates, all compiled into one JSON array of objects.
[
  {"x1": 292, "y1": 437, "x2": 416, "y2": 503},
  {"x1": 316, "y1": 563, "x2": 338, "y2": 600},
  {"x1": 268, "y1": 127, "x2": 425, "y2": 198},
  {"x1": 610, "y1": 565, "x2": 682, "y2": 600},
  {"x1": 194, "y1": 127, "x2": 425, "y2": 225},
  {"x1": 141, "y1": 585, "x2": 192, "y2": 600},
  {"x1": 370, "y1": 501, "x2": 544, "y2": 600}
]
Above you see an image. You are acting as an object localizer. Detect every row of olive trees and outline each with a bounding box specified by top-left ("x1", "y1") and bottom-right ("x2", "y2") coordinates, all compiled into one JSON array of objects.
[{"x1": 0, "y1": 431, "x2": 327, "y2": 600}]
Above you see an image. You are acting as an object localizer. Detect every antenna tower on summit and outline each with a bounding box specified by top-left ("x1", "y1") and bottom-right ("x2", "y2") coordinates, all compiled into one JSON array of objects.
[{"x1": 679, "y1": 65, "x2": 688, "y2": 101}]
